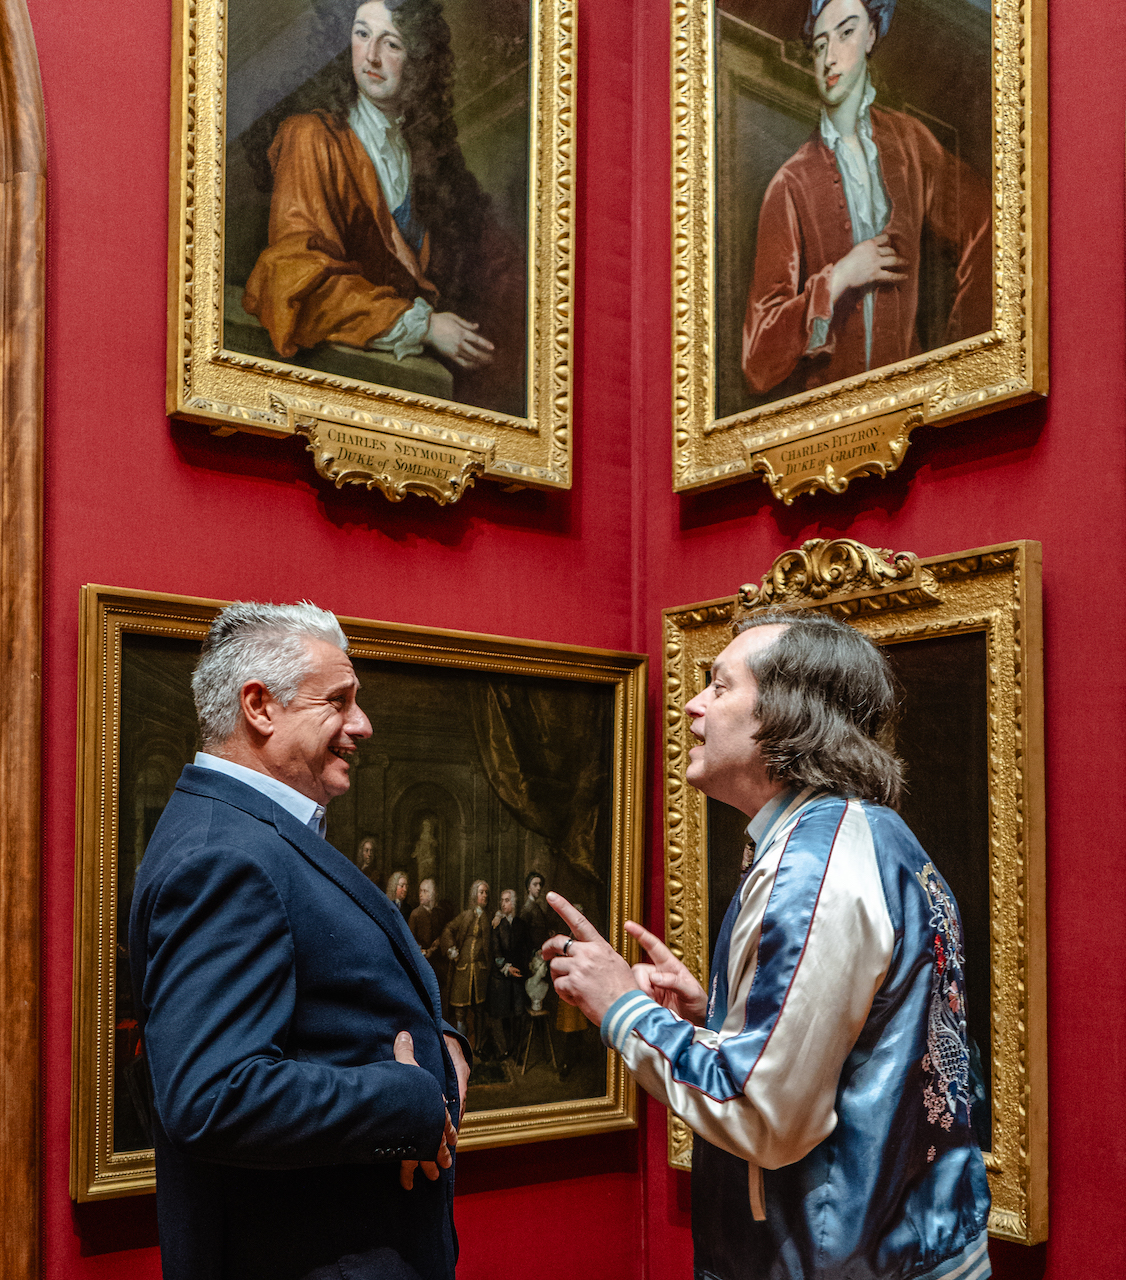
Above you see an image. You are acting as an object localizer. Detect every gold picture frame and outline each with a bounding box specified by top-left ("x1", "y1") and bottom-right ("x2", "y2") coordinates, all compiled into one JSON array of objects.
[
  {"x1": 72, "y1": 586, "x2": 645, "y2": 1201},
  {"x1": 671, "y1": 0, "x2": 1047, "y2": 503},
  {"x1": 660, "y1": 539, "x2": 1047, "y2": 1244},
  {"x1": 167, "y1": 0, "x2": 575, "y2": 504}
]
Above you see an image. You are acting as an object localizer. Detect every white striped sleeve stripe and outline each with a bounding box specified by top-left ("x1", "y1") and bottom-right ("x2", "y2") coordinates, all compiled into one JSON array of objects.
[
  {"x1": 920, "y1": 1231, "x2": 990, "y2": 1280},
  {"x1": 602, "y1": 991, "x2": 656, "y2": 1051}
]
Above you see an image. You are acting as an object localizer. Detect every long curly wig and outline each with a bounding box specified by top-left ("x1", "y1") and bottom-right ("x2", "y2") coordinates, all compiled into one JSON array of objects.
[{"x1": 242, "y1": 0, "x2": 491, "y2": 314}]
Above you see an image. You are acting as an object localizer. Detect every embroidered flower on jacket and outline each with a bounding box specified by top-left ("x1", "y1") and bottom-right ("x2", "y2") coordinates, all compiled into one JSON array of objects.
[{"x1": 916, "y1": 862, "x2": 971, "y2": 1131}]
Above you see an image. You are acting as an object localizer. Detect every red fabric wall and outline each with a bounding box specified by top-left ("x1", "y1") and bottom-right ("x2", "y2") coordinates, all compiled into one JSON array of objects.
[{"x1": 30, "y1": 0, "x2": 1124, "y2": 1276}]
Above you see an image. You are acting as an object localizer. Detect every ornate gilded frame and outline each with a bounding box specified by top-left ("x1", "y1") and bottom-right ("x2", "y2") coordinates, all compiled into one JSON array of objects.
[
  {"x1": 661, "y1": 540, "x2": 1047, "y2": 1244},
  {"x1": 72, "y1": 586, "x2": 644, "y2": 1200},
  {"x1": 671, "y1": 0, "x2": 1047, "y2": 502},
  {"x1": 167, "y1": 0, "x2": 575, "y2": 504}
]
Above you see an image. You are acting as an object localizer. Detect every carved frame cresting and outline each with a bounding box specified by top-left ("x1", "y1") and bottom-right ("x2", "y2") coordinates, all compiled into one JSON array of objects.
[
  {"x1": 72, "y1": 586, "x2": 645, "y2": 1201},
  {"x1": 671, "y1": 0, "x2": 1047, "y2": 502},
  {"x1": 661, "y1": 540, "x2": 1047, "y2": 1244},
  {"x1": 167, "y1": 0, "x2": 575, "y2": 503}
]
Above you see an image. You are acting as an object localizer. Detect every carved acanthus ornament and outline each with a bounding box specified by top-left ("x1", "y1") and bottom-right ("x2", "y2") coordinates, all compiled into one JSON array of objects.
[{"x1": 736, "y1": 539, "x2": 941, "y2": 619}]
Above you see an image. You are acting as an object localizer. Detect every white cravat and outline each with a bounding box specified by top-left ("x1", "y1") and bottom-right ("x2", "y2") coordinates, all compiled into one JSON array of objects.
[
  {"x1": 811, "y1": 75, "x2": 889, "y2": 367},
  {"x1": 347, "y1": 96, "x2": 433, "y2": 359}
]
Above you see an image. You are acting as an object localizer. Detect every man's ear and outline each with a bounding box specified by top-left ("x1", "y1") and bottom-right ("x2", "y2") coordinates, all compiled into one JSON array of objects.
[{"x1": 239, "y1": 681, "x2": 277, "y2": 737}]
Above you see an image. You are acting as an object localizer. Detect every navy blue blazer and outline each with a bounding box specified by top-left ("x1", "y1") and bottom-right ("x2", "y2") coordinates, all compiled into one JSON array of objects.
[{"x1": 129, "y1": 765, "x2": 463, "y2": 1280}]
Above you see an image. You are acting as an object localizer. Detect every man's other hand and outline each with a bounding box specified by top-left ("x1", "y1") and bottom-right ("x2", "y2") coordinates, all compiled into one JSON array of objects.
[
  {"x1": 443, "y1": 1033, "x2": 470, "y2": 1127},
  {"x1": 542, "y1": 892, "x2": 638, "y2": 1026},
  {"x1": 625, "y1": 920, "x2": 709, "y2": 1027},
  {"x1": 393, "y1": 1031, "x2": 456, "y2": 1191}
]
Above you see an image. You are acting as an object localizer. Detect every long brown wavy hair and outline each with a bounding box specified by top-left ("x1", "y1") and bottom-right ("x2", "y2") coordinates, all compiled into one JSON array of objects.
[{"x1": 241, "y1": 0, "x2": 491, "y2": 315}]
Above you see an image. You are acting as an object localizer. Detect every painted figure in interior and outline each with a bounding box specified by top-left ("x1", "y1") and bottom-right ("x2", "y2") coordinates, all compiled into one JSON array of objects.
[
  {"x1": 442, "y1": 879, "x2": 493, "y2": 1047},
  {"x1": 386, "y1": 868, "x2": 410, "y2": 919},
  {"x1": 741, "y1": 0, "x2": 991, "y2": 399},
  {"x1": 488, "y1": 888, "x2": 530, "y2": 1057},
  {"x1": 242, "y1": 0, "x2": 523, "y2": 407},
  {"x1": 355, "y1": 833, "x2": 379, "y2": 884},
  {"x1": 519, "y1": 868, "x2": 552, "y2": 953}
]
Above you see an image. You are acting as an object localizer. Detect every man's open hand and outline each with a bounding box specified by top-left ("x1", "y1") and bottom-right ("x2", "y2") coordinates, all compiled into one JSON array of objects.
[
  {"x1": 542, "y1": 892, "x2": 638, "y2": 1026},
  {"x1": 393, "y1": 1031, "x2": 456, "y2": 1191},
  {"x1": 625, "y1": 920, "x2": 709, "y2": 1027}
]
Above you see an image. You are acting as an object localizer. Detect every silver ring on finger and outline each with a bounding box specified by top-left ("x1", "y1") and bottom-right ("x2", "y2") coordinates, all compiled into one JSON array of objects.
[{"x1": 562, "y1": 938, "x2": 573, "y2": 957}]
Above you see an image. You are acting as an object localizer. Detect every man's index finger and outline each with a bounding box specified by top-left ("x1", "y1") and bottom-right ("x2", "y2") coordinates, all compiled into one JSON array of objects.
[{"x1": 545, "y1": 891, "x2": 601, "y2": 942}]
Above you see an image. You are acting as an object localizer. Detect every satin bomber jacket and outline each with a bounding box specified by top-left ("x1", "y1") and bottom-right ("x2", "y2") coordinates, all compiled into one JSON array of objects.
[{"x1": 602, "y1": 790, "x2": 991, "y2": 1280}]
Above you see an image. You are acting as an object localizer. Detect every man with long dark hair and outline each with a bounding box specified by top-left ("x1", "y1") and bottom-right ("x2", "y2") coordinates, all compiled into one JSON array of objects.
[
  {"x1": 545, "y1": 611, "x2": 991, "y2": 1280},
  {"x1": 242, "y1": 0, "x2": 523, "y2": 406}
]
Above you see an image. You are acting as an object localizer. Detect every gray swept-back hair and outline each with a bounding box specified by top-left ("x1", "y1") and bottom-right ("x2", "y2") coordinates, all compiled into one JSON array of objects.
[
  {"x1": 192, "y1": 600, "x2": 348, "y2": 749},
  {"x1": 735, "y1": 610, "x2": 903, "y2": 806}
]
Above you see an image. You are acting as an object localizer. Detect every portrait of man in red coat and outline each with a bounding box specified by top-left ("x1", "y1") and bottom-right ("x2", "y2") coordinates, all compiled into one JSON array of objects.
[{"x1": 736, "y1": 0, "x2": 992, "y2": 405}]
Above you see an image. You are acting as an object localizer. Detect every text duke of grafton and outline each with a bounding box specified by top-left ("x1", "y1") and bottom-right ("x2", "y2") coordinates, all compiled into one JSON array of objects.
[
  {"x1": 776, "y1": 424, "x2": 883, "y2": 476},
  {"x1": 324, "y1": 426, "x2": 461, "y2": 469}
]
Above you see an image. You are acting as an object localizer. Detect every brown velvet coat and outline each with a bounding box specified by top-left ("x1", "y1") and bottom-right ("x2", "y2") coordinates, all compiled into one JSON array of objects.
[
  {"x1": 243, "y1": 111, "x2": 439, "y2": 359},
  {"x1": 742, "y1": 107, "x2": 992, "y2": 398}
]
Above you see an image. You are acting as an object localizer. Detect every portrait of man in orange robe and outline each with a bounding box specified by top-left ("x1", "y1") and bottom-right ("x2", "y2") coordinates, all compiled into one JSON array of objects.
[
  {"x1": 236, "y1": 0, "x2": 527, "y2": 416},
  {"x1": 741, "y1": 0, "x2": 992, "y2": 402}
]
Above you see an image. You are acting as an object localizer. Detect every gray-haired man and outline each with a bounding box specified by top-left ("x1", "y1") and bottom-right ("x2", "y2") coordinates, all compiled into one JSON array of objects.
[
  {"x1": 129, "y1": 601, "x2": 469, "y2": 1280},
  {"x1": 546, "y1": 612, "x2": 991, "y2": 1280}
]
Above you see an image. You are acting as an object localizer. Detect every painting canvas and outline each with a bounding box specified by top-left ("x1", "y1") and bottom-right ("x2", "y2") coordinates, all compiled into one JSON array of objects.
[
  {"x1": 73, "y1": 589, "x2": 644, "y2": 1201},
  {"x1": 168, "y1": 0, "x2": 575, "y2": 496},
  {"x1": 671, "y1": 0, "x2": 1046, "y2": 501},
  {"x1": 224, "y1": 0, "x2": 530, "y2": 418},
  {"x1": 715, "y1": 0, "x2": 992, "y2": 420}
]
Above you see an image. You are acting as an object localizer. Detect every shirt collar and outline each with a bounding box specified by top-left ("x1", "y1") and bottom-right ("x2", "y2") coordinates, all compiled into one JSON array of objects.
[
  {"x1": 194, "y1": 751, "x2": 324, "y2": 832},
  {"x1": 819, "y1": 73, "x2": 877, "y2": 150},
  {"x1": 745, "y1": 785, "x2": 817, "y2": 856}
]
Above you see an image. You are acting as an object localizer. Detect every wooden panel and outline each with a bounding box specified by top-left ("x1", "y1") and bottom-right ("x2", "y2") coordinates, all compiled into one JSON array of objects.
[{"x1": 0, "y1": 0, "x2": 44, "y2": 1275}]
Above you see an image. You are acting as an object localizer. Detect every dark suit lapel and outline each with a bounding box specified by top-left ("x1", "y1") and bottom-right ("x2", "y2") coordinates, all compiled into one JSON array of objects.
[
  {"x1": 174, "y1": 767, "x2": 443, "y2": 1023},
  {"x1": 274, "y1": 809, "x2": 444, "y2": 1021}
]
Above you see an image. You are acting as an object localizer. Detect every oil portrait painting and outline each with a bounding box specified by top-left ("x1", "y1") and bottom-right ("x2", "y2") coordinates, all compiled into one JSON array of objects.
[
  {"x1": 672, "y1": 0, "x2": 1045, "y2": 500},
  {"x1": 168, "y1": 0, "x2": 575, "y2": 496},
  {"x1": 224, "y1": 0, "x2": 530, "y2": 417},
  {"x1": 715, "y1": 0, "x2": 992, "y2": 419},
  {"x1": 660, "y1": 541, "x2": 1047, "y2": 1242}
]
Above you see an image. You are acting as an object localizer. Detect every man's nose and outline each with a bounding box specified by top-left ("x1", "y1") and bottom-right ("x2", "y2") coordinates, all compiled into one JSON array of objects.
[
  {"x1": 365, "y1": 38, "x2": 381, "y2": 65},
  {"x1": 348, "y1": 706, "x2": 373, "y2": 739}
]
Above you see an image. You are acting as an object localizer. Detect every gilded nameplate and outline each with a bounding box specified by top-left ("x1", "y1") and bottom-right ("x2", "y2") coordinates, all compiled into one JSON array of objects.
[
  {"x1": 744, "y1": 405, "x2": 922, "y2": 505},
  {"x1": 275, "y1": 397, "x2": 495, "y2": 505}
]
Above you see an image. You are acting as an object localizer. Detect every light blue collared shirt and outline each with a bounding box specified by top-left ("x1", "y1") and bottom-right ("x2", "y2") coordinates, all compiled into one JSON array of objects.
[
  {"x1": 745, "y1": 786, "x2": 816, "y2": 862},
  {"x1": 194, "y1": 752, "x2": 327, "y2": 837}
]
